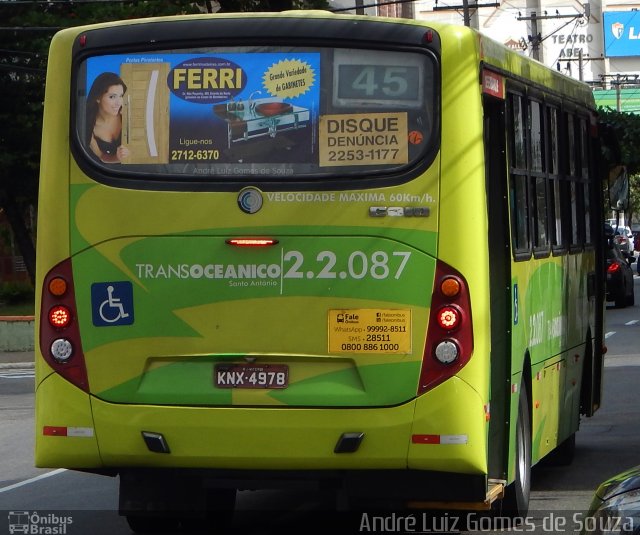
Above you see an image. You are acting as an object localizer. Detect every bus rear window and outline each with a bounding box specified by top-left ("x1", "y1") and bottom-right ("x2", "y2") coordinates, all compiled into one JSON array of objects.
[{"x1": 73, "y1": 46, "x2": 436, "y2": 182}]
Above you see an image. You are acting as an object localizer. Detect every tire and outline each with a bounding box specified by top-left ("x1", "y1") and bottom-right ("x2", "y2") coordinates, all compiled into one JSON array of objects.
[
  {"x1": 126, "y1": 516, "x2": 179, "y2": 534},
  {"x1": 126, "y1": 489, "x2": 235, "y2": 533},
  {"x1": 502, "y1": 382, "x2": 531, "y2": 518},
  {"x1": 627, "y1": 287, "x2": 635, "y2": 306},
  {"x1": 615, "y1": 288, "x2": 626, "y2": 308}
]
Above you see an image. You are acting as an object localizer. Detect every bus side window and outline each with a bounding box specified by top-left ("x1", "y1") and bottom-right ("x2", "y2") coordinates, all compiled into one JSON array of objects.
[
  {"x1": 530, "y1": 98, "x2": 549, "y2": 256},
  {"x1": 566, "y1": 112, "x2": 585, "y2": 251},
  {"x1": 579, "y1": 118, "x2": 592, "y2": 246},
  {"x1": 547, "y1": 105, "x2": 566, "y2": 253},
  {"x1": 508, "y1": 91, "x2": 531, "y2": 258}
]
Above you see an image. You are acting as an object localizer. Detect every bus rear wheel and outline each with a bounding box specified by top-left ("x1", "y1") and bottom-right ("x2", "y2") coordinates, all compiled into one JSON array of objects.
[
  {"x1": 126, "y1": 515, "x2": 179, "y2": 534},
  {"x1": 501, "y1": 382, "x2": 531, "y2": 518},
  {"x1": 543, "y1": 432, "x2": 576, "y2": 467},
  {"x1": 124, "y1": 488, "x2": 236, "y2": 533}
]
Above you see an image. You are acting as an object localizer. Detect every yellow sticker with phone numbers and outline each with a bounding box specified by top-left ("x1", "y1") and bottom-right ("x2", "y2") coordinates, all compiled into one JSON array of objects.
[{"x1": 328, "y1": 309, "x2": 411, "y2": 354}]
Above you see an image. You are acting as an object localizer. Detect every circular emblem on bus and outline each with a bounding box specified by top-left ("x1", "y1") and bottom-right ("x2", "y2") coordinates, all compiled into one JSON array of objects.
[{"x1": 237, "y1": 187, "x2": 263, "y2": 214}]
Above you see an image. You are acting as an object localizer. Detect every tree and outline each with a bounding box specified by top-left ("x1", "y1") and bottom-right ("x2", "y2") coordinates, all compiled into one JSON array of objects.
[
  {"x1": 598, "y1": 108, "x2": 640, "y2": 224},
  {"x1": 0, "y1": 0, "x2": 327, "y2": 285}
]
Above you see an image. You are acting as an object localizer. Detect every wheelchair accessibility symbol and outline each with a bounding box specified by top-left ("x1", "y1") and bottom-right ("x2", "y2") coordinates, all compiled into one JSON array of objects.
[{"x1": 91, "y1": 281, "x2": 134, "y2": 327}]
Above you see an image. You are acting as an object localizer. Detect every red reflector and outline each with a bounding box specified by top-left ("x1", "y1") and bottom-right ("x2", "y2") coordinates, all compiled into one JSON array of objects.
[
  {"x1": 49, "y1": 306, "x2": 71, "y2": 328},
  {"x1": 43, "y1": 426, "x2": 67, "y2": 436},
  {"x1": 423, "y1": 30, "x2": 434, "y2": 43},
  {"x1": 226, "y1": 238, "x2": 278, "y2": 247},
  {"x1": 412, "y1": 434, "x2": 440, "y2": 444}
]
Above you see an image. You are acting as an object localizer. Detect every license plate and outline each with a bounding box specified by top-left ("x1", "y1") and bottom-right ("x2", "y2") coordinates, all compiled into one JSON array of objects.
[{"x1": 214, "y1": 364, "x2": 289, "y2": 389}]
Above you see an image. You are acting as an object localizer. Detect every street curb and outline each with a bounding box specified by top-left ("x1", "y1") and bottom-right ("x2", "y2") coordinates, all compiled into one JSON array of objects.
[
  {"x1": 0, "y1": 315, "x2": 35, "y2": 352},
  {"x1": 0, "y1": 362, "x2": 34, "y2": 370}
]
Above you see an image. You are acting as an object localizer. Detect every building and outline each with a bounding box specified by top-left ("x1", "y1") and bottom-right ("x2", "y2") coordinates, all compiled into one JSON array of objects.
[
  {"x1": 333, "y1": 0, "x2": 640, "y2": 113},
  {"x1": 0, "y1": 209, "x2": 31, "y2": 284}
]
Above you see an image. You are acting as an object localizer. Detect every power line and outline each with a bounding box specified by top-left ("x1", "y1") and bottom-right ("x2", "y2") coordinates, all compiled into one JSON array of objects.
[
  {"x1": 604, "y1": 10, "x2": 640, "y2": 56},
  {"x1": 0, "y1": 49, "x2": 41, "y2": 56},
  {"x1": 0, "y1": 27, "x2": 65, "y2": 31},
  {"x1": 0, "y1": 0, "x2": 145, "y2": 4},
  {"x1": 329, "y1": 0, "x2": 415, "y2": 12},
  {"x1": 552, "y1": 18, "x2": 581, "y2": 68},
  {"x1": 0, "y1": 63, "x2": 45, "y2": 73}
]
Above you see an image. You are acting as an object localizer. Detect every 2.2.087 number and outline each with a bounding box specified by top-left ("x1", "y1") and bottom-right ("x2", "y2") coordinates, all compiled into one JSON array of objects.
[{"x1": 283, "y1": 250, "x2": 411, "y2": 280}]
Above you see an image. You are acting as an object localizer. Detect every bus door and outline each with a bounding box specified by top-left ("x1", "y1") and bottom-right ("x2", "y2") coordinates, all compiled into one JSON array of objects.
[{"x1": 482, "y1": 75, "x2": 512, "y2": 482}]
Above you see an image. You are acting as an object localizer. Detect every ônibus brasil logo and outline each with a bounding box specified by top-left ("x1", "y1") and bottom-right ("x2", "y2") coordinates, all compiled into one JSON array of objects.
[{"x1": 7, "y1": 511, "x2": 73, "y2": 534}]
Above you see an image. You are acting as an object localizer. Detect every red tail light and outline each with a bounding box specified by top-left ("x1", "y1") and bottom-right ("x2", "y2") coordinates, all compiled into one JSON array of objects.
[
  {"x1": 607, "y1": 262, "x2": 621, "y2": 274},
  {"x1": 40, "y1": 259, "x2": 89, "y2": 391},
  {"x1": 436, "y1": 306, "x2": 461, "y2": 330},
  {"x1": 418, "y1": 261, "x2": 474, "y2": 395},
  {"x1": 48, "y1": 305, "x2": 72, "y2": 328}
]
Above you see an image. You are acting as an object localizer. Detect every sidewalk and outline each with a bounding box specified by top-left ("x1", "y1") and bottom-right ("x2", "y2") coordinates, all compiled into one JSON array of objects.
[{"x1": 0, "y1": 350, "x2": 34, "y2": 368}]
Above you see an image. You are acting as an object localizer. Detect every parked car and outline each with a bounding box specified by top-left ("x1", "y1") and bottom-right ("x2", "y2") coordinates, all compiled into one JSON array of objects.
[
  {"x1": 632, "y1": 224, "x2": 640, "y2": 252},
  {"x1": 613, "y1": 225, "x2": 635, "y2": 259},
  {"x1": 606, "y1": 238, "x2": 635, "y2": 308},
  {"x1": 581, "y1": 465, "x2": 640, "y2": 534}
]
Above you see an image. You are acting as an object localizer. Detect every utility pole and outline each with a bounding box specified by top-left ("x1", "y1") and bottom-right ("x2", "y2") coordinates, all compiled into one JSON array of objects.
[
  {"x1": 599, "y1": 73, "x2": 640, "y2": 112},
  {"x1": 578, "y1": 49, "x2": 583, "y2": 81},
  {"x1": 517, "y1": 10, "x2": 585, "y2": 64},
  {"x1": 462, "y1": 0, "x2": 470, "y2": 26},
  {"x1": 433, "y1": 0, "x2": 500, "y2": 27},
  {"x1": 517, "y1": 11, "x2": 542, "y2": 62},
  {"x1": 614, "y1": 74, "x2": 622, "y2": 112},
  {"x1": 531, "y1": 12, "x2": 539, "y2": 61}
]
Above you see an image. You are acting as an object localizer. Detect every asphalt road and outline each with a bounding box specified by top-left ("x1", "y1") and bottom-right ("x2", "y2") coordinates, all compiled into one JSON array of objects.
[{"x1": 2, "y1": 282, "x2": 640, "y2": 534}]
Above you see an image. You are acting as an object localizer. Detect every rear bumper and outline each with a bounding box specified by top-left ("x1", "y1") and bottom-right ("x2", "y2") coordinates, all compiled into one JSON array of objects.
[
  {"x1": 92, "y1": 396, "x2": 416, "y2": 470},
  {"x1": 37, "y1": 372, "x2": 488, "y2": 479}
]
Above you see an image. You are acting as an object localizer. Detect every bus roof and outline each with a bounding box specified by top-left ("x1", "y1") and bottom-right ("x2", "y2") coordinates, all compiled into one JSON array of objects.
[{"x1": 53, "y1": 11, "x2": 595, "y2": 107}]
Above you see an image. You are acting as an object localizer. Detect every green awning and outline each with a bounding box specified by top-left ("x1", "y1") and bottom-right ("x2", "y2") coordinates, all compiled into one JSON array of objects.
[{"x1": 594, "y1": 88, "x2": 640, "y2": 114}]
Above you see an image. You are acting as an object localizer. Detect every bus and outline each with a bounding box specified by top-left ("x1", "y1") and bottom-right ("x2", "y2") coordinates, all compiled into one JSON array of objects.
[{"x1": 36, "y1": 10, "x2": 611, "y2": 530}]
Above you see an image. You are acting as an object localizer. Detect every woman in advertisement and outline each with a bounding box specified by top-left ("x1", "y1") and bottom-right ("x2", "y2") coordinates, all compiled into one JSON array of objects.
[{"x1": 86, "y1": 72, "x2": 130, "y2": 163}]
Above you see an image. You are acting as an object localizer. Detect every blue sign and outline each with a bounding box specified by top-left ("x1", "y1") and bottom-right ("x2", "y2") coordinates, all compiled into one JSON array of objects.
[
  {"x1": 603, "y1": 11, "x2": 640, "y2": 57},
  {"x1": 91, "y1": 281, "x2": 134, "y2": 327}
]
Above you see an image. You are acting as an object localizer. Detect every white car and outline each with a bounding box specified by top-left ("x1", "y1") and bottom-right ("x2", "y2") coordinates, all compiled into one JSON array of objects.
[{"x1": 613, "y1": 225, "x2": 634, "y2": 257}]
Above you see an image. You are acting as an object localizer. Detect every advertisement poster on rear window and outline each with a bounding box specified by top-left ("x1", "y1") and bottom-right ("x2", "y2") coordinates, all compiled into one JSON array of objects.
[{"x1": 82, "y1": 52, "x2": 320, "y2": 171}]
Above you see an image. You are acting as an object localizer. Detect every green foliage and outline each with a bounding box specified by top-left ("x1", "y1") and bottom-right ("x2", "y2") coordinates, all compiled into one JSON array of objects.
[
  {"x1": 598, "y1": 108, "x2": 640, "y2": 223},
  {"x1": 598, "y1": 108, "x2": 640, "y2": 176},
  {"x1": 219, "y1": 0, "x2": 329, "y2": 10},
  {"x1": 0, "y1": 281, "x2": 34, "y2": 305}
]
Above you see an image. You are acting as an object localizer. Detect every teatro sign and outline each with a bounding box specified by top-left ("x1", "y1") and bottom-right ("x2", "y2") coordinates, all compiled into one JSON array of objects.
[{"x1": 550, "y1": 32, "x2": 593, "y2": 58}]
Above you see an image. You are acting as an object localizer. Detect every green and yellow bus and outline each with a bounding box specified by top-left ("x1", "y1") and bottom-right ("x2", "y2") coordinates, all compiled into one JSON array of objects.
[{"x1": 36, "y1": 10, "x2": 609, "y2": 529}]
